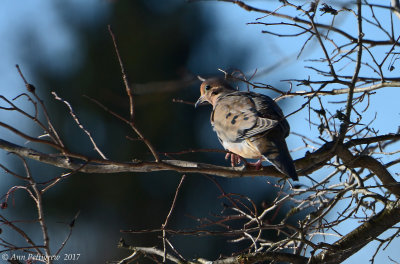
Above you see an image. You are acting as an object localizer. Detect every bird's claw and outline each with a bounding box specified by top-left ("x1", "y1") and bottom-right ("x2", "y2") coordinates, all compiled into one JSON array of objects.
[
  {"x1": 245, "y1": 159, "x2": 263, "y2": 170},
  {"x1": 225, "y1": 153, "x2": 242, "y2": 167}
]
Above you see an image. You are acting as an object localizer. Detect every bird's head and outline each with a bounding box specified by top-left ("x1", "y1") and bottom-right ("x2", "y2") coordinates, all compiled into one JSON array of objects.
[{"x1": 195, "y1": 77, "x2": 235, "y2": 107}]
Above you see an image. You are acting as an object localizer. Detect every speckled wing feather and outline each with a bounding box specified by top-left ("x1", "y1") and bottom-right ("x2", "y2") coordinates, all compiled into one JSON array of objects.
[
  {"x1": 249, "y1": 92, "x2": 290, "y2": 137},
  {"x1": 211, "y1": 92, "x2": 283, "y2": 143}
]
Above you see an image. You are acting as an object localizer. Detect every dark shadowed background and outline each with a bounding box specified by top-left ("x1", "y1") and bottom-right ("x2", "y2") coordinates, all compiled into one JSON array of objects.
[
  {"x1": 0, "y1": 1, "x2": 302, "y2": 262},
  {"x1": 3, "y1": 1, "x2": 399, "y2": 263}
]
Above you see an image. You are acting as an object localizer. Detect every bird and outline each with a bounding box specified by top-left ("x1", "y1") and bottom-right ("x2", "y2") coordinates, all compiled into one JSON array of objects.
[{"x1": 195, "y1": 77, "x2": 298, "y2": 181}]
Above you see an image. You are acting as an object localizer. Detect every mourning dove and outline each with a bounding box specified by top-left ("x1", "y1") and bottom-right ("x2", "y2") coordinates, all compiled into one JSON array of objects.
[{"x1": 195, "y1": 77, "x2": 298, "y2": 181}]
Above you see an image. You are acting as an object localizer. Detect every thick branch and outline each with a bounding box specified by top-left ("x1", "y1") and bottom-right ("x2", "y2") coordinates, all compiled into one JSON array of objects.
[
  {"x1": 1, "y1": 133, "x2": 399, "y2": 180},
  {"x1": 118, "y1": 242, "x2": 182, "y2": 264},
  {"x1": 337, "y1": 144, "x2": 400, "y2": 197},
  {"x1": 202, "y1": 251, "x2": 308, "y2": 264},
  {"x1": 119, "y1": 243, "x2": 308, "y2": 264},
  {"x1": 0, "y1": 138, "x2": 303, "y2": 178}
]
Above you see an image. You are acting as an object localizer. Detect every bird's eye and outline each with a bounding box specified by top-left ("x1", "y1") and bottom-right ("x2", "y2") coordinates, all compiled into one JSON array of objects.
[{"x1": 205, "y1": 85, "x2": 211, "y2": 91}]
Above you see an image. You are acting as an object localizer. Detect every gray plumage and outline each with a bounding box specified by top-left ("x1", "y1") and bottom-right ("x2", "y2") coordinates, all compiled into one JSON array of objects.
[{"x1": 196, "y1": 78, "x2": 298, "y2": 181}]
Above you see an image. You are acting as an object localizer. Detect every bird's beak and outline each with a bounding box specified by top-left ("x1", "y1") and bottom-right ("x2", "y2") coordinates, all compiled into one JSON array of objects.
[{"x1": 195, "y1": 95, "x2": 208, "y2": 108}]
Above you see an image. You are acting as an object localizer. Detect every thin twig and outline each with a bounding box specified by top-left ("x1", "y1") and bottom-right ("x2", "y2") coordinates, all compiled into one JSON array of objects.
[
  {"x1": 107, "y1": 26, "x2": 160, "y2": 162},
  {"x1": 162, "y1": 175, "x2": 186, "y2": 262},
  {"x1": 16, "y1": 64, "x2": 65, "y2": 149},
  {"x1": 107, "y1": 25, "x2": 135, "y2": 123},
  {"x1": 52, "y1": 91, "x2": 107, "y2": 160}
]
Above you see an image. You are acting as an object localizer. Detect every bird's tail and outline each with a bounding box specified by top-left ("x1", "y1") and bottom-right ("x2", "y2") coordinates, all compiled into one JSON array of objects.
[{"x1": 261, "y1": 136, "x2": 298, "y2": 181}]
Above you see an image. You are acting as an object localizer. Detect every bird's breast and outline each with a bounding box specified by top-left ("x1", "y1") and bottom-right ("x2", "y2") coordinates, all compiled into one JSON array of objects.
[{"x1": 221, "y1": 139, "x2": 262, "y2": 159}]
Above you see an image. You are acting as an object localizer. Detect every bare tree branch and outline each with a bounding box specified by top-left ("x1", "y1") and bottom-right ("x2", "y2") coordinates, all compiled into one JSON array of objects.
[{"x1": 310, "y1": 200, "x2": 400, "y2": 264}]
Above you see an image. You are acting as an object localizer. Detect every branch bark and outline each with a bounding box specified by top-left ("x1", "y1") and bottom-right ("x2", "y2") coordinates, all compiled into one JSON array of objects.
[
  {"x1": 337, "y1": 144, "x2": 400, "y2": 197},
  {"x1": 119, "y1": 241, "x2": 309, "y2": 264},
  {"x1": 1, "y1": 133, "x2": 399, "y2": 181}
]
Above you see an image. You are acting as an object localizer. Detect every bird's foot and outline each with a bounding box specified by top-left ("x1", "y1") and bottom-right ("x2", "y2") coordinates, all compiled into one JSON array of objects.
[
  {"x1": 245, "y1": 159, "x2": 263, "y2": 170},
  {"x1": 225, "y1": 153, "x2": 242, "y2": 167}
]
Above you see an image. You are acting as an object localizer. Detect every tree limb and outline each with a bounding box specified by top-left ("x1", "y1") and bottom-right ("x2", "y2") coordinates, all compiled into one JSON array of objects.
[
  {"x1": 336, "y1": 144, "x2": 400, "y2": 197},
  {"x1": 1, "y1": 132, "x2": 399, "y2": 181},
  {"x1": 119, "y1": 240, "x2": 309, "y2": 264}
]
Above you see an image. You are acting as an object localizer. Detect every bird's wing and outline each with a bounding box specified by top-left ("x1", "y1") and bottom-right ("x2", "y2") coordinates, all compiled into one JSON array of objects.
[
  {"x1": 211, "y1": 92, "x2": 281, "y2": 143},
  {"x1": 249, "y1": 92, "x2": 290, "y2": 136}
]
